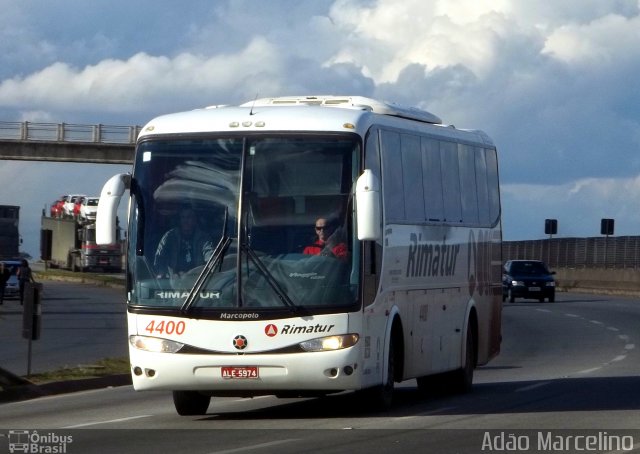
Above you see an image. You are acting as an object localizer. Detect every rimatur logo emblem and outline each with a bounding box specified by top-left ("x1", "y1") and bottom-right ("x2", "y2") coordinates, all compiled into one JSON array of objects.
[
  {"x1": 233, "y1": 335, "x2": 248, "y2": 350},
  {"x1": 265, "y1": 324, "x2": 278, "y2": 337}
]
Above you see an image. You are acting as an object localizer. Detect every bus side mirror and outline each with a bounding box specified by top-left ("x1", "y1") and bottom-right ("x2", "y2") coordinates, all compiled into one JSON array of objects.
[
  {"x1": 97, "y1": 173, "x2": 130, "y2": 245},
  {"x1": 355, "y1": 169, "x2": 381, "y2": 241}
]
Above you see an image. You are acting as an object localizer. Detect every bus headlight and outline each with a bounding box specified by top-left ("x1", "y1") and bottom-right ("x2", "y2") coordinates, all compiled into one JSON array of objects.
[
  {"x1": 130, "y1": 335, "x2": 184, "y2": 353},
  {"x1": 299, "y1": 334, "x2": 359, "y2": 352}
]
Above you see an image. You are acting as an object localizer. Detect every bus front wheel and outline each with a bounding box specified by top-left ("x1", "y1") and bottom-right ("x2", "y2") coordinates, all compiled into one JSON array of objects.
[
  {"x1": 172, "y1": 391, "x2": 211, "y2": 416},
  {"x1": 360, "y1": 334, "x2": 396, "y2": 411}
]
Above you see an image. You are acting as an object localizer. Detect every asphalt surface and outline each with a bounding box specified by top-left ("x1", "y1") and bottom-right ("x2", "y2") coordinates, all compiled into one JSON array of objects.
[
  {"x1": 1, "y1": 264, "x2": 629, "y2": 405},
  {"x1": 0, "y1": 368, "x2": 131, "y2": 403},
  {"x1": 0, "y1": 263, "x2": 130, "y2": 403}
]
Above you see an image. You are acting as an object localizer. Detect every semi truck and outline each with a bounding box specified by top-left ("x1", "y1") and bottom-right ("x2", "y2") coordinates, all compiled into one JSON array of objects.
[
  {"x1": 41, "y1": 215, "x2": 122, "y2": 272},
  {"x1": 0, "y1": 205, "x2": 20, "y2": 259}
]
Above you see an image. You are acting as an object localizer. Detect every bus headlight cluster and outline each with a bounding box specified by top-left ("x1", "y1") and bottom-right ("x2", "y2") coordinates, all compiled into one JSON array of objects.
[
  {"x1": 130, "y1": 335, "x2": 184, "y2": 353},
  {"x1": 299, "y1": 334, "x2": 359, "y2": 352}
]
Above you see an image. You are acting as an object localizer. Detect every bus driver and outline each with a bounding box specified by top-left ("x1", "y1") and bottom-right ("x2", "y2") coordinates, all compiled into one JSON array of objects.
[
  {"x1": 154, "y1": 207, "x2": 213, "y2": 279},
  {"x1": 303, "y1": 217, "x2": 348, "y2": 261}
]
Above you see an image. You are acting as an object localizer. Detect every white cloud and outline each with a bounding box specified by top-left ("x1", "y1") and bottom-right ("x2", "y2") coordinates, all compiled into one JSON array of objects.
[
  {"x1": 543, "y1": 13, "x2": 640, "y2": 65},
  {"x1": 0, "y1": 38, "x2": 286, "y2": 115},
  {"x1": 433, "y1": 0, "x2": 512, "y2": 24},
  {"x1": 325, "y1": 0, "x2": 520, "y2": 82}
]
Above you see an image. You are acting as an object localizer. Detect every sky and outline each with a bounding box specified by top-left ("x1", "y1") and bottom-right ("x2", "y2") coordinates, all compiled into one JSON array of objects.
[{"x1": 1, "y1": 0, "x2": 640, "y2": 258}]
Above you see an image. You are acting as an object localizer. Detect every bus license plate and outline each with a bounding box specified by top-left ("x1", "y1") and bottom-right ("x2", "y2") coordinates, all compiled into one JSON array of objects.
[{"x1": 221, "y1": 366, "x2": 259, "y2": 379}]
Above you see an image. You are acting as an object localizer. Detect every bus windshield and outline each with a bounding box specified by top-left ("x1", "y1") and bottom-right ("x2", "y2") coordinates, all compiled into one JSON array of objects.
[{"x1": 127, "y1": 134, "x2": 361, "y2": 315}]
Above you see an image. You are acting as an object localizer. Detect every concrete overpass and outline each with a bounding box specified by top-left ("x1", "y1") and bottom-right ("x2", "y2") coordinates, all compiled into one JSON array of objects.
[{"x1": 0, "y1": 121, "x2": 138, "y2": 164}]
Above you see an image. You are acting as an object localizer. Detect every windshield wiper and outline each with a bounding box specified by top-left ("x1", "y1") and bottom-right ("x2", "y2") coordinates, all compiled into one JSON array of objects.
[
  {"x1": 243, "y1": 246, "x2": 306, "y2": 314},
  {"x1": 181, "y1": 209, "x2": 231, "y2": 314}
]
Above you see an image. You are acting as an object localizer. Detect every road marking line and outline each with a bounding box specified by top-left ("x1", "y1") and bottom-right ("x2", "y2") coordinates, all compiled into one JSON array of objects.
[
  {"x1": 590, "y1": 320, "x2": 604, "y2": 325},
  {"x1": 232, "y1": 395, "x2": 271, "y2": 402},
  {"x1": 515, "y1": 381, "x2": 551, "y2": 392},
  {"x1": 393, "y1": 406, "x2": 458, "y2": 420},
  {"x1": 611, "y1": 355, "x2": 627, "y2": 362},
  {"x1": 577, "y1": 367, "x2": 602, "y2": 374},
  {"x1": 625, "y1": 344, "x2": 635, "y2": 350},
  {"x1": 619, "y1": 335, "x2": 630, "y2": 341},
  {"x1": 207, "y1": 439, "x2": 301, "y2": 454},
  {"x1": 565, "y1": 313, "x2": 580, "y2": 318},
  {"x1": 607, "y1": 327, "x2": 620, "y2": 332},
  {"x1": 62, "y1": 415, "x2": 153, "y2": 428},
  {"x1": 536, "y1": 309, "x2": 551, "y2": 313}
]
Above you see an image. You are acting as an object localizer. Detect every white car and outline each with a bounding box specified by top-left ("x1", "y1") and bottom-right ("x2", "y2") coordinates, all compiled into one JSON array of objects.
[
  {"x1": 63, "y1": 194, "x2": 86, "y2": 217},
  {"x1": 79, "y1": 197, "x2": 99, "y2": 222}
]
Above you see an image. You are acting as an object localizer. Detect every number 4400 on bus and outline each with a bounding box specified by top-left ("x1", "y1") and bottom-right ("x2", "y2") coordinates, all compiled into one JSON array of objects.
[{"x1": 96, "y1": 95, "x2": 503, "y2": 416}]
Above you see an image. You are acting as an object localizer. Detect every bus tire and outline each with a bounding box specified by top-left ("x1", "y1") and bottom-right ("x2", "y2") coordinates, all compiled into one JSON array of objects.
[
  {"x1": 172, "y1": 391, "x2": 211, "y2": 416},
  {"x1": 361, "y1": 334, "x2": 396, "y2": 411},
  {"x1": 448, "y1": 322, "x2": 476, "y2": 394}
]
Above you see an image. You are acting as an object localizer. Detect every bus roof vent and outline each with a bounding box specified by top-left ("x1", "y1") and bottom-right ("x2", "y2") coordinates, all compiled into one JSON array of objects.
[{"x1": 240, "y1": 96, "x2": 442, "y2": 124}]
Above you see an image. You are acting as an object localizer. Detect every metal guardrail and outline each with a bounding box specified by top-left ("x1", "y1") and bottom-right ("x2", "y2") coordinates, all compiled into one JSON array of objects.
[
  {"x1": 0, "y1": 121, "x2": 141, "y2": 144},
  {"x1": 504, "y1": 236, "x2": 640, "y2": 269}
]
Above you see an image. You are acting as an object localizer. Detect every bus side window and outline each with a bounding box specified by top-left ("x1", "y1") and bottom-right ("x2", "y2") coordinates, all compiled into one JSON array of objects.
[
  {"x1": 475, "y1": 146, "x2": 491, "y2": 226},
  {"x1": 380, "y1": 130, "x2": 405, "y2": 221},
  {"x1": 363, "y1": 241, "x2": 381, "y2": 307},
  {"x1": 422, "y1": 138, "x2": 445, "y2": 222},
  {"x1": 485, "y1": 148, "x2": 500, "y2": 225},
  {"x1": 401, "y1": 133, "x2": 424, "y2": 222},
  {"x1": 458, "y1": 143, "x2": 479, "y2": 225},
  {"x1": 440, "y1": 141, "x2": 462, "y2": 223}
]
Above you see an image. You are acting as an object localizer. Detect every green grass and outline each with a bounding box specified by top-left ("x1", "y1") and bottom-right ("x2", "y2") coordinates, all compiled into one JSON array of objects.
[
  {"x1": 25, "y1": 357, "x2": 130, "y2": 384},
  {"x1": 32, "y1": 264, "x2": 125, "y2": 289}
]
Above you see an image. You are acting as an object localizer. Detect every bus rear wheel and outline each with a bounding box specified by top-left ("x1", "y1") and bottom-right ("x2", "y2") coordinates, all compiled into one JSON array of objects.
[
  {"x1": 418, "y1": 322, "x2": 476, "y2": 396},
  {"x1": 172, "y1": 391, "x2": 211, "y2": 416},
  {"x1": 449, "y1": 322, "x2": 476, "y2": 394}
]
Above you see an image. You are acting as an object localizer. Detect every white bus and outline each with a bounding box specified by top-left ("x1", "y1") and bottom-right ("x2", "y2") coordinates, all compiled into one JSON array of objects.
[{"x1": 97, "y1": 96, "x2": 502, "y2": 415}]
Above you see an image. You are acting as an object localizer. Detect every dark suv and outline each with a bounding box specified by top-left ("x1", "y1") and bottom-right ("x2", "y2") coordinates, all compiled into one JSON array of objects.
[{"x1": 502, "y1": 260, "x2": 556, "y2": 303}]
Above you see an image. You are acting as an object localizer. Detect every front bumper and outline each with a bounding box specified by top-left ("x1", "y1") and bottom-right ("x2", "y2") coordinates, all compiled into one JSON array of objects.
[
  {"x1": 84, "y1": 254, "x2": 121, "y2": 269},
  {"x1": 129, "y1": 346, "x2": 362, "y2": 394},
  {"x1": 509, "y1": 284, "x2": 555, "y2": 299}
]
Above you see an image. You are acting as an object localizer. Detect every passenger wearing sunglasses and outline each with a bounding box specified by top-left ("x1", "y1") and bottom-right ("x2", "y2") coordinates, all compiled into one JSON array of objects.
[{"x1": 302, "y1": 217, "x2": 348, "y2": 261}]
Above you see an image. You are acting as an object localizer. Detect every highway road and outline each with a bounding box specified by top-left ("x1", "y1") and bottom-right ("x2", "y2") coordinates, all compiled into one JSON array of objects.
[
  {"x1": 1, "y1": 289, "x2": 640, "y2": 453},
  {"x1": 0, "y1": 280, "x2": 127, "y2": 376}
]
